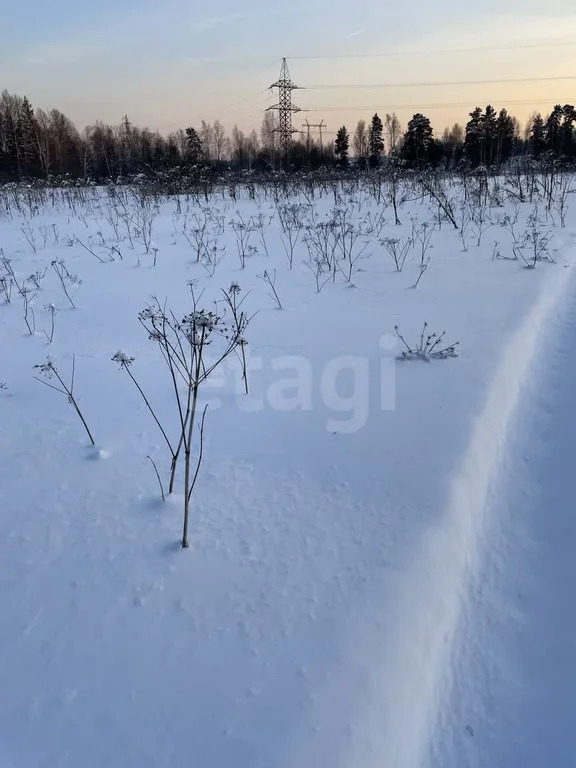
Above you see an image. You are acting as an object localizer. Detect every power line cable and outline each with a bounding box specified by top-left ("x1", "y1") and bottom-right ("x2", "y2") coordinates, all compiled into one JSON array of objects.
[
  {"x1": 302, "y1": 98, "x2": 567, "y2": 112},
  {"x1": 288, "y1": 40, "x2": 576, "y2": 60},
  {"x1": 303, "y1": 75, "x2": 576, "y2": 90}
]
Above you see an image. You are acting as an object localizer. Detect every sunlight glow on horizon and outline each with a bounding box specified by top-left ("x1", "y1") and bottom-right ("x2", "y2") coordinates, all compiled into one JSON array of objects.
[{"x1": 2, "y1": 0, "x2": 576, "y2": 138}]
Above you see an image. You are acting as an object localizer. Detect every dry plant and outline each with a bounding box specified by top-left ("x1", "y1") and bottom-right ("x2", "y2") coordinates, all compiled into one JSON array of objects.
[
  {"x1": 33, "y1": 356, "x2": 95, "y2": 444},
  {"x1": 395, "y1": 323, "x2": 459, "y2": 361},
  {"x1": 113, "y1": 285, "x2": 251, "y2": 548}
]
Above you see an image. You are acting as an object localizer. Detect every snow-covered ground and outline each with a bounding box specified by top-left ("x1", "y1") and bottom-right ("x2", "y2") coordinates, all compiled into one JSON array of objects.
[{"x1": 0, "y1": 176, "x2": 575, "y2": 767}]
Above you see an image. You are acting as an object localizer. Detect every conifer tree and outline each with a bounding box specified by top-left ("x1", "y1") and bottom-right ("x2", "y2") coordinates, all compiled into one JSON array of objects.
[
  {"x1": 465, "y1": 107, "x2": 483, "y2": 166},
  {"x1": 368, "y1": 113, "x2": 384, "y2": 166},
  {"x1": 545, "y1": 105, "x2": 563, "y2": 155},
  {"x1": 482, "y1": 105, "x2": 498, "y2": 166},
  {"x1": 495, "y1": 108, "x2": 515, "y2": 164},
  {"x1": 334, "y1": 126, "x2": 350, "y2": 164},
  {"x1": 402, "y1": 113, "x2": 434, "y2": 168},
  {"x1": 559, "y1": 104, "x2": 576, "y2": 159},
  {"x1": 18, "y1": 96, "x2": 39, "y2": 177},
  {"x1": 185, "y1": 127, "x2": 202, "y2": 164},
  {"x1": 529, "y1": 113, "x2": 546, "y2": 158}
]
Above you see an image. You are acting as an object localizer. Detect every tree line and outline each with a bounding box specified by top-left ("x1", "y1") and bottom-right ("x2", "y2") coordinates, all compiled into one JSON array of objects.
[
  {"x1": 1, "y1": 88, "x2": 575, "y2": 182},
  {"x1": 335, "y1": 105, "x2": 576, "y2": 169}
]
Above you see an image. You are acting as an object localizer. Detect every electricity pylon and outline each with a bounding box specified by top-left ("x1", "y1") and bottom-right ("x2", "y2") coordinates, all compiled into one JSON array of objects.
[{"x1": 267, "y1": 58, "x2": 302, "y2": 160}]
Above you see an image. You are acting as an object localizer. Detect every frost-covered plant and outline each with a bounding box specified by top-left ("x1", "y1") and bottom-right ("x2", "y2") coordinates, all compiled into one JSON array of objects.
[
  {"x1": 205, "y1": 207, "x2": 225, "y2": 235},
  {"x1": 257, "y1": 269, "x2": 282, "y2": 309},
  {"x1": 253, "y1": 213, "x2": 272, "y2": 257},
  {"x1": 115, "y1": 287, "x2": 251, "y2": 548},
  {"x1": 76, "y1": 237, "x2": 107, "y2": 263},
  {"x1": 43, "y1": 303, "x2": 59, "y2": 343},
  {"x1": 457, "y1": 205, "x2": 472, "y2": 252},
  {"x1": 394, "y1": 323, "x2": 459, "y2": 361},
  {"x1": 182, "y1": 210, "x2": 210, "y2": 262},
  {"x1": 20, "y1": 285, "x2": 36, "y2": 335},
  {"x1": 27, "y1": 268, "x2": 47, "y2": 290},
  {"x1": 39, "y1": 224, "x2": 50, "y2": 248},
  {"x1": 554, "y1": 174, "x2": 572, "y2": 228},
  {"x1": 277, "y1": 202, "x2": 307, "y2": 269},
  {"x1": 146, "y1": 455, "x2": 165, "y2": 502},
  {"x1": 33, "y1": 356, "x2": 95, "y2": 444},
  {"x1": 20, "y1": 221, "x2": 37, "y2": 252},
  {"x1": 517, "y1": 220, "x2": 554, "y2": 268},
  {"x1": 0, "y1": 274, "x2": 12, "y2": 303},
  {"x1": 133, "y1": 198, "x2": 157, "y2": 254},
  {"x1": 51, "y1": 259, "x2": 82, "y2": 308},
  {"x1": 414, "y1": 221, "x2": 434, "y2": 266},
  {"x1": 410, "y1": 257, "x2": 430, "y2": 289},
  {"x1": 497, "y1": 213, "x2": 524, "y2": 260},
  {"x1": 230, "y1": 214, "x2": 255, "y2": 269},
  {"x1": 330, "y1": 207, "x2": 370, "y2": 281},
  {"x1": 224, "y1": 282, "x2": 255, "y2": 394},
  {"x1": 304, "y1": 255, "x2": 332, "y2": 293},
  {"x1": 381, "y1": 236, "x2": 412, "y2": 271},
  {"x1": 200, "y1": 241, "x2": 225, "y2": 278},
  {"x1": 362, "y1": 208, "x2": 388, "y2": 237},
  {"x1": 304, "y1": 220, "x2": 337, "y2": 277},
  {"x1": 420, "y1": 174, "x2": 458, "y2": 229},
  {"x1": 1, "y1": 254, "x2": 22, "y2": 298},
  {"x1": 470, "y1": 202, "x2": 492, "y2": 246}
]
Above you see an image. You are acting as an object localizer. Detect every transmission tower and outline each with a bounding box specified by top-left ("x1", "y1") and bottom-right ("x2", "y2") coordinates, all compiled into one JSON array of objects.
[
  {"x1": 267, "y1": 58, "x2": 301, "y2": 159},
  {"x1": 302, "y1": 119, "x2": 327, "y2": 150}
]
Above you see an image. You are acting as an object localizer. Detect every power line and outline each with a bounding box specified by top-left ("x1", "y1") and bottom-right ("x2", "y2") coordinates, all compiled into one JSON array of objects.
[
  {"x1": 222, "y1": 90, "x2": 270, "y2": 111},
  {"x1": 304, "y1": 75, "x2": 576, "y2": 90},
  {"x1": 302, "y1": 98, "x2": 567, "y2": 112},
  {"x1": 288, "y1": 40, "x2": 576, "y2": 60}
]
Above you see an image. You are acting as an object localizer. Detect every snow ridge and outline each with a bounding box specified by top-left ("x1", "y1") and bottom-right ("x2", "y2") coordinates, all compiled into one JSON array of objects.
[{"x1": 344, "y1": 258, "x2": 574, "y2": 768}]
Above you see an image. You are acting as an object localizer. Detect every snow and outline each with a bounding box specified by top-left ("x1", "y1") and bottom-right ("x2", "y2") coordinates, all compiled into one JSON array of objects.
[{"x1": 0, "y1": 178, "x2": 575, "y2": 767}]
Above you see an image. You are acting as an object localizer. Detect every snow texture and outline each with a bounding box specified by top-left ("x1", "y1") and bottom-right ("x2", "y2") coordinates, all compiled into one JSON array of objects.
[{"x1": 1, "y1": 180, "x2": 575, "y2": 767}]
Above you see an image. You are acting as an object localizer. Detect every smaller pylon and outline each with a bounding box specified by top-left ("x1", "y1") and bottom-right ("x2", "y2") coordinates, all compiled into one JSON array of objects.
[
  {"x1": 302, "y1": 119, "x2": 327, "y2": 150},
  {"x1": 267, "y1": 58, "x2": 302, "y2": 160}
]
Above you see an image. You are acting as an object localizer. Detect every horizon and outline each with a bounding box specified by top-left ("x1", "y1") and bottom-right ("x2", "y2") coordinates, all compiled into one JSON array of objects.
[{"x1": 2, "y1": 1, "x2": 576, "y2": 139}]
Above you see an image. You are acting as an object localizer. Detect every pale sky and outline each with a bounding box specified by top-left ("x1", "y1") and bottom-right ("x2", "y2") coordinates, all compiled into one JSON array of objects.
[{"x1": 2, "y1": 0, "x2": 576, "y2": 140}]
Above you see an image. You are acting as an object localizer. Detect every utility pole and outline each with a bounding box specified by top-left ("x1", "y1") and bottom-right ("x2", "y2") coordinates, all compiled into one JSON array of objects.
[
  {"x1": 267, "y1": 58, "x2": 301, "y2": 163},
  {"x1": 301, "y1": 119, "x2": 327, "y2": 149},
  {"x1": 318, "y1": 119, "x2": 326, "y2": 150},
  {"x1": 302, "y1": 119, "x2": 312, "y2": 152}
]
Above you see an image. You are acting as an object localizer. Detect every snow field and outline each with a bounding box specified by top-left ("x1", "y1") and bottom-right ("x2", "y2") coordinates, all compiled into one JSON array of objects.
[{"x1": 0, "y1": 177, "x2": 574, "y2": 767}]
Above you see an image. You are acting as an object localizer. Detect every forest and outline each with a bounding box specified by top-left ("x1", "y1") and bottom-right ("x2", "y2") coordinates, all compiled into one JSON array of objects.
[{"x1": 1, "y1": 89, "x2": 575, "y2": 181}]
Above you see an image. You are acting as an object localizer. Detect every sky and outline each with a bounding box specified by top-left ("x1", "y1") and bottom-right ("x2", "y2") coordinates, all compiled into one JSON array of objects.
[{"x1": 2, "y1": 0, "x2": 576, "y2": 140}]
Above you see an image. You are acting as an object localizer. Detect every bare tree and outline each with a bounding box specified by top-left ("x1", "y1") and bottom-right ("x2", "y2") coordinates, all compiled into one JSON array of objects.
[
  {"x1": 200, "y1": 120, "x2": 215, "y2": 162},
  {"x1": 213, "y1": 120, "x2": 228, "y2": 162},
  {"x1": 48, "y1": 109, "x2": 80, "y2": 175},
  {"x1": 385, "y1": 113, "x2": 402, "y2": 155},
  {"x1": 353, "y1": 120, "x2": 368, "y2": 159},
  {"x1": 168, "y1": 128, "x2": 188, "y2": 157},
  {"x1": 231, "y1": 125, "x2": 247, "y2": 166},
  {"x1": 34, "y1": 108, "x2": 52, "y2": 179},
  {"x1": 247, "y1": 129, "x2": 259, "y2": 166},
  {"x1": 260, "y1": 111, "x2": 279, "y2": 168},
  {"x1": 449, "y1": 123, "x2": 464, "y2": 144}
]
